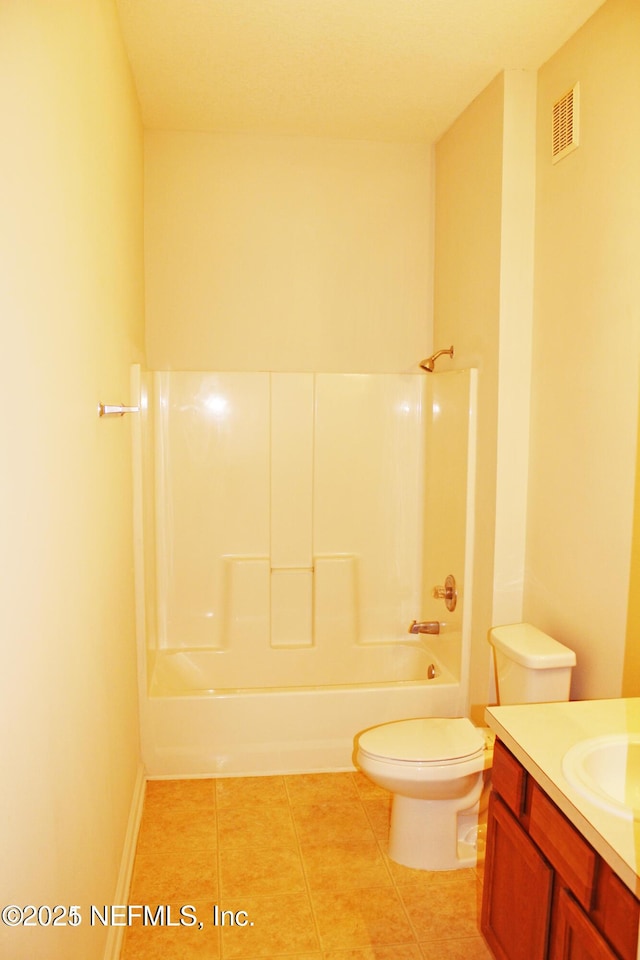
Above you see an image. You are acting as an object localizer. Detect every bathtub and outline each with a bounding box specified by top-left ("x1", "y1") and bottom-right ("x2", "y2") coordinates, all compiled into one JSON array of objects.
[
  {"x1": 140, "y1": 641, "x2": 462, "y2": 777},
  {"x1": 131, "y1": 365, "x2": 476, "y2": 778}
]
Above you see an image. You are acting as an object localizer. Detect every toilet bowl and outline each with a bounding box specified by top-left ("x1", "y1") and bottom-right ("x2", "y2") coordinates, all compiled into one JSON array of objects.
[
  {"x1": 355, "y1": 622, "x2": 576, "y2": 871},
  {"x1": 356, "y1": 717, "x2": 487, "y2": 870}
]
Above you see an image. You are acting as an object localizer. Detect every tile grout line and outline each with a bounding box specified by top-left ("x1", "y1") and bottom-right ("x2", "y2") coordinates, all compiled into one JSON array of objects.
[
  {"x1": 283, "y1": 773, "x2": 326, "y2": 957},
  {"x1": 212, "y1": 778, "x2": 224, "y2": 959},
  {"x1": 355, "y1": 777, "x2": 426, "y2": 952}
]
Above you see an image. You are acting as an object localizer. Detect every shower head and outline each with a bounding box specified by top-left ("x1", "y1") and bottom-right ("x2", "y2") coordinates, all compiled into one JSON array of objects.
[{"x1": 419, "y1": 346, "x2": 454, "y2": 372}]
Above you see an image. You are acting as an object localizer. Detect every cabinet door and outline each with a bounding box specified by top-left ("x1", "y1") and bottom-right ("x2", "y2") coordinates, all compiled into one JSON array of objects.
[
  {"x1": 592, "y1": 861, "x2": 640, "y2": 960},
  {"x1": 551, "y1": 887, "x2": 619, "y2": 960},
  {"x1": 482, "y1": 793, "x2": 553, "y2": 960}
]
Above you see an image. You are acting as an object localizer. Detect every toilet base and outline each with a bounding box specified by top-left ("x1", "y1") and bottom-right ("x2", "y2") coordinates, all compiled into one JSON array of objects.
[{"x1": 388, "y1": 773, "x2": 484, "y2": 871}]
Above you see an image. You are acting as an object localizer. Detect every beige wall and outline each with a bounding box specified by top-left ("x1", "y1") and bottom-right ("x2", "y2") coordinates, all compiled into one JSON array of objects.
[
  {"x1": 435, "y1": 0, "x2": 640, "y2": 711},
  {"x1": 623, "y1": 408, "x2": 640, "y2": 696},
  {"x1": 434, "y1": 73, "x2": 505, "y2": 720},
  {"x1": 525, "y1": 0, "x2": 640, "y2": 700},
  {"x1": 0, "y1": 2, "x2": 144, "y2": 957},
  {"x1": 145, "y1": 131, "x2": 434, "y2": 372},
  {"x1": 493, "y1": 71, "x2": 537, "y2": 628}
]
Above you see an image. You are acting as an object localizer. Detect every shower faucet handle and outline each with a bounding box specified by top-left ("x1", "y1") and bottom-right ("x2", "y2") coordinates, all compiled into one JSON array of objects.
[{"x1": 432, "y1": 574, "x2": 457, "y2": 612}]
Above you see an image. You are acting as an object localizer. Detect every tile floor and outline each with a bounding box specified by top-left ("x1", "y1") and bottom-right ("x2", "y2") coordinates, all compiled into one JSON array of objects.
[{"x1": 121, "y1": 772, "x2": 493, "y2": 960}]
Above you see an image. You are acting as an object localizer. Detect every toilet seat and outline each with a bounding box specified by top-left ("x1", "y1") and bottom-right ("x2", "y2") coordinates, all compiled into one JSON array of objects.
[{"x1": 358, "y1": 717, "x2": 484, "y2": 766}]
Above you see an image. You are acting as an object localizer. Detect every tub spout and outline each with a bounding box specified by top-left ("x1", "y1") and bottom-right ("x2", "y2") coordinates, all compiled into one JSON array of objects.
[{"x1": 408, "y1": 620, "x2": 440, "y2": 635}]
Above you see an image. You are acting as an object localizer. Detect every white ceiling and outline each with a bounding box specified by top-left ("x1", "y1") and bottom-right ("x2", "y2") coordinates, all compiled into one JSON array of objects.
[{"x1": 117, "y1": 0, "x2": 605, "y2": 143}]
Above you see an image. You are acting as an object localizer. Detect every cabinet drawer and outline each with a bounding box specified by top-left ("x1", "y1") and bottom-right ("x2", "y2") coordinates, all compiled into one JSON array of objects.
[
  {"x1": 529, "y1": 783, "x2": 597, "y2": 911},
  {"x1": 492, "y1": 738, "x2": 527, "y2": 816}
]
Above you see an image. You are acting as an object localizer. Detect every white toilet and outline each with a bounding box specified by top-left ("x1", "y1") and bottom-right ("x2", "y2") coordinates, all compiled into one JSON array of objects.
[{"x1": 355, "y1": 623, "x2": 576, "y2": 871}]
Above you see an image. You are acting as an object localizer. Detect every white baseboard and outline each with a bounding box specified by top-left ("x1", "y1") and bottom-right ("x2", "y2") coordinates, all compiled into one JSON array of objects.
[{"x1": 103, "y1": 764, "x2": 146, "y2": 960}]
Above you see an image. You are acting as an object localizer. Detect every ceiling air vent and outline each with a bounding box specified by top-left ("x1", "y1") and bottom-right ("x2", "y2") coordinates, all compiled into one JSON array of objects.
[{"x1": 552, "y1": 82, "x2": 580, "y2": 163}]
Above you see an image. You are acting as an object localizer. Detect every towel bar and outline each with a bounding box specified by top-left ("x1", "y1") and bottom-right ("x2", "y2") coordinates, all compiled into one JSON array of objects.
[{"x1": 98, "y1": 403, "x2": 140, "y2": 418}]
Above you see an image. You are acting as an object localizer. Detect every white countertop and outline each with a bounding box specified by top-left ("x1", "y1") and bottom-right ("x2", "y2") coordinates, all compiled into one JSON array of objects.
[{"x1": 485, "y1": 697, "x2": 640, "y2": 897}]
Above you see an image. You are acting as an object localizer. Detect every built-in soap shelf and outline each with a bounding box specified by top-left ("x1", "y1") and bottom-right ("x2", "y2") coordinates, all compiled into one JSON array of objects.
[{"x1": 222, "y1": 554, "x2": 358, "y2": 650}]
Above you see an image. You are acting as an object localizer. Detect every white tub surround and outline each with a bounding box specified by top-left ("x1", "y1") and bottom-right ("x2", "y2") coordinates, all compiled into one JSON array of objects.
[{"x1": 131, "y1": 366, "x2": 477, "y2": 776}]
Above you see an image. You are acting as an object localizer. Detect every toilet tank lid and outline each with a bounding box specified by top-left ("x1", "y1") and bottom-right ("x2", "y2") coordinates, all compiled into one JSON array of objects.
[{"x1": 490, "y1": 623, "x2": 576, "y2": 668}]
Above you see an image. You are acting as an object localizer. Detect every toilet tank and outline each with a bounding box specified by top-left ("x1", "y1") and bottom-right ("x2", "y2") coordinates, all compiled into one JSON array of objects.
[{"x1": 489, "y1": 623, "x2": 576, "y2": 704}]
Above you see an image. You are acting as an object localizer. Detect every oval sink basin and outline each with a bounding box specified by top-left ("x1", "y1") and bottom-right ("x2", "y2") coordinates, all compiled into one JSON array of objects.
[{"x1": 562, "y1": 734, "x2": 640, "y2": 820}]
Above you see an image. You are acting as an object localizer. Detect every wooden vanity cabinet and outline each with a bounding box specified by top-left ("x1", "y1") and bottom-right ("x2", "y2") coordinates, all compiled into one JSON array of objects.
[{"x1": 482, "y1": 739, "x2": 640, "y2": 960}]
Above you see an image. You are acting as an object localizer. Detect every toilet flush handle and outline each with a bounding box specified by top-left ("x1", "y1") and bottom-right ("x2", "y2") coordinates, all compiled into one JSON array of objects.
[{"x1": 432, "y1": 574, "x2": 457, "y2": 612}]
